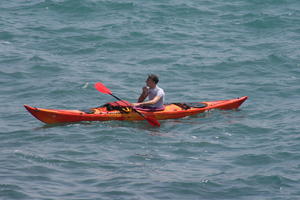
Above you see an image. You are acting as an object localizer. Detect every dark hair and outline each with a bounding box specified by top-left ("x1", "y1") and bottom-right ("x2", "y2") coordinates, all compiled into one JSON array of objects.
[{"x1": 148, "y1": 74, "x2": 159, "y2": 84}]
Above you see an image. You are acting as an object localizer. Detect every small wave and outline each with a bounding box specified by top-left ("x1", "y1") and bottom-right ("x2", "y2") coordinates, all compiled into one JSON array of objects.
[
  {"x1": 82, "y1": 82, "x2": 89, "y2": 89},
  {"x1": 233, "y1": 154, "x2": 275, "y2": 166},
  {"x1": 246, "y1": 174, "x2": 298, "y2": 189},
  {"x1": 0, "y1": 183, "x2": 22, "y2": 191},
  {"x1": 40, "y1": 0, "x2": 134, "y2": 15},
  {"x1": 156, "y1": 3, "x2": 212, "y2": 18},
  {"x1": 14, "y1": 150, "x2": 68, "y2": 168},
  {"x1": 0, "y1": 70, "x2": 27, "y2": 79},
  {"x1": 139, "y1": 57, "x2": 175, "y2": 65},
  {"x1": 0, "y1": 188, "x2": 29, "y2": 199},
  {"x1": 29, "y1": 64, "x2": 63, "y2": 73},
  {"x1": 28, "y1": 55, "x2": 46, "y2": 62},
  {"x1": 0, "y1": 31, "x2": 14, "y2": 41},
  {"x1": 243, "y1": 15, "x2": 286, "y2": 30}
]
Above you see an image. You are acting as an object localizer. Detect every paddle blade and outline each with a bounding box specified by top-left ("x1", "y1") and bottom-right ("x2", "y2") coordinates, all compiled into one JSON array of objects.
[
  {"x1": 94, "y1": 82, "x2": 112, "y2": 95},
  {"x1": 144, "y1": 115, "x2": 160, "y2": 127}
]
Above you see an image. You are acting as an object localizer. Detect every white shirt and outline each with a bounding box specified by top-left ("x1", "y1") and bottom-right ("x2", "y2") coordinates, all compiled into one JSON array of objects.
[{"x1": 148, "y1": 85, "x2": 165, "y2": 108}]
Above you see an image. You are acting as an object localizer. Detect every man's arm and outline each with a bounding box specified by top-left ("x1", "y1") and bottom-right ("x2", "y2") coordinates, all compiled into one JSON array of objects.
[
  {"x1": 134, "y1": 96, "x2": 161, "y2": 107},
  {"x1": 138, "y1": 86, "x2": 149, "y2": 102}
]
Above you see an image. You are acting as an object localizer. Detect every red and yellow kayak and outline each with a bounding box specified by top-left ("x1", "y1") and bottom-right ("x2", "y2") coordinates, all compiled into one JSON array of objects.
[{"x1": 24, "y1": 96, "x2": 247, "y2": 124}]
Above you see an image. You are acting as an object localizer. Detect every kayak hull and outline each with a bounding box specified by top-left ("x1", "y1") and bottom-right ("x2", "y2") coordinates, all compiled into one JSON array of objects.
[{"x1": 24, "y1": 96, "x2": 248, "y2": 124}]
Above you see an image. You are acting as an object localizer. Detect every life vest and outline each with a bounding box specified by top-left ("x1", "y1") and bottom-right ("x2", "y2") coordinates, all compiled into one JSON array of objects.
[{"x1": 104, "y1": 100, "x2": 133, "y2": 113}]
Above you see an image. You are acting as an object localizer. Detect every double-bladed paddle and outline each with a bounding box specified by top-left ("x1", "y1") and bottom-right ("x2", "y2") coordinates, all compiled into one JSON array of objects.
[{"x1": 94, "y1": 82, "x2": 160, "y2": 127}]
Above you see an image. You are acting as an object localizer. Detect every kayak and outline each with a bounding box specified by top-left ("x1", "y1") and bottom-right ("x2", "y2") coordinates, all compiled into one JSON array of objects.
[{"x1": 24, "y1": 96, "x2": 247, "y2": 124}]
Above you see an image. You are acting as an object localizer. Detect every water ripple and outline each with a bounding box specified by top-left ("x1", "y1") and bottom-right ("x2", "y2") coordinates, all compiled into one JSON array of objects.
[{"x1": 1, "y1": 0, "x2": 300, "y2": 199}]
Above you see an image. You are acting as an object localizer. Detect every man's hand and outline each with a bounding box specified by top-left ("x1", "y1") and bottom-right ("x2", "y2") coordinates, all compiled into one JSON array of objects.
[
  {"x1": 132, "y1": 102, "x2": 142, "y2": 107},
  {"x1": 142, "y1": 86, "x2": 149, "y2": 95}
]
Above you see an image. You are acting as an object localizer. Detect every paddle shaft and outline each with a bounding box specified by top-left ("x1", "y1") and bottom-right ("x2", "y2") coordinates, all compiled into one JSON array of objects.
[{"x1": 111, "y1": 94, "x2": 122, "y2": 101}]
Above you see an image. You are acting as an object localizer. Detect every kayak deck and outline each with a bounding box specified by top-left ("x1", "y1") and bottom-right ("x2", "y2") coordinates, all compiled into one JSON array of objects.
[{"x1": 24, "y1": 96, "x2": 248, "y2": 124}]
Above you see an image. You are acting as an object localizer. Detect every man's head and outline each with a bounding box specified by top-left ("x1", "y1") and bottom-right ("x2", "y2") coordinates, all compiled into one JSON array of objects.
[
  {"x1": 147, "y1": 74, "x2": 159, "y2": 84},
  {"x1": 146, "y1": 74, "x2": 159, "y2": 88}
]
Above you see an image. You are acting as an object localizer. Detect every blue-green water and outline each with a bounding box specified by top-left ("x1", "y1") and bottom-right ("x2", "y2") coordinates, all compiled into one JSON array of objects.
[{"x1": 1, "y1": 0, "x2": 300, "y2": 199}]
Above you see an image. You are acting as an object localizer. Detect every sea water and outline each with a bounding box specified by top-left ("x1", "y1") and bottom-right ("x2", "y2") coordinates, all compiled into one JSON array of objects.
[{"x1": 1, "y1": 0, "x2": 300, "y2": 199}]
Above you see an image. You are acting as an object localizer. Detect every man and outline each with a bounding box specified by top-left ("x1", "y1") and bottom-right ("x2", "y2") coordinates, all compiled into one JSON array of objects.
[{"x1": 132, "y1": 74, "x2": 165, "y2": 110}]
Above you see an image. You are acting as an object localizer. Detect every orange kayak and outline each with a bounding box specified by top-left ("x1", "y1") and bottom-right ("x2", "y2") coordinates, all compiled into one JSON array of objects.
[{"x1": 24, "y1": 96, "x2": 248, "y2": 124}]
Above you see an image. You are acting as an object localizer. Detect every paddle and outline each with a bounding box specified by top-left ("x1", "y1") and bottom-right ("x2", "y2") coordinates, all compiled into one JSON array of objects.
[{"x1": 94, "y1": 82, "x2": 160, "y2": 127}]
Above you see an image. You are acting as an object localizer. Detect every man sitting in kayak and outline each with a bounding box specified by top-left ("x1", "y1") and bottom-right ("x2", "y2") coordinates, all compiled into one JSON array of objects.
[{"x1": 132, "y1": 74, "x2": 165, "y2": 111}]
